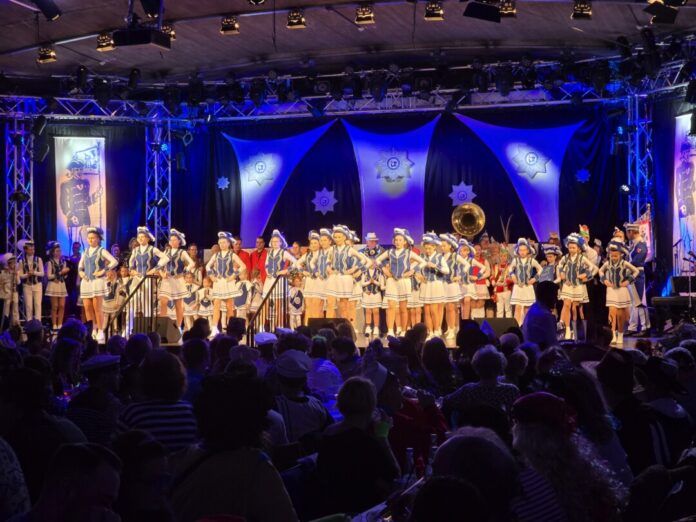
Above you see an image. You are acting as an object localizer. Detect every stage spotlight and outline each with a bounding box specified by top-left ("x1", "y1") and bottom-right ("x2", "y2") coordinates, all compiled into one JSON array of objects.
[
  {"x1": 93, "y1": 78, "x2": 112, "y2": 107},
  {"x1": 500, "y1": 0, "x2": 516, "y2": 17},
  {"x1": 355, "y1": 4, "x2": 375, "y2": 24},
  {"x1": 164, "y1": 86, "x2": 182, "y2": 114},
  {"x1": 140, "y1": 0, "x2": 163, "y2": 19},
  {"x1": 495, "y1": 65, "x2": 514, "y2": 96},
  {"x1": 32, "y1": 143, "x2": 50, "y2": 163},
  {"x1": 571, "y1": 0, "x2": 592, "y2": 19},
  {"x1": 161, "y1": 22, "x2": 176, "y2": 40},
  {"x1": 424, "y1": 1, "x2": 444, "y2": 21},
  {"x1": 221, "y1": 15, "x2": 240, "y2": 35},
  {"x1": 619, "y1": 184, "x2": 631, "y2": 194},
  {"x1": 249, "y1": 79, "x2": 267, "y2": 106},
  {"x1": 248, "y1": 0, "x2": 265, "y2": 5},
  {"x1": 73, "y1": 65, "x2": 89, "y2": 92},
  {"x1": 150, "y1": 198, "x2": 167, "y2": 208},
  {"x1": 37, "y1": 45, "x2": 57, "y2": 64},
  {"x1": 463, "y1": 1, "x2": 501, "y2": 23},
  {"x1": 32, "y1": 116, "x2": 47, "y2": 137},
  {"x1": 9, "y1": 190, "x2": 30, "y2": 203},
  {"x1": 32, "y1": 0, "x2": 61, "y2": 21},
  {"x1": 644, "y1": 1, "x2": 678, "y2": 24},
  {"x1": 369, "y1": 73, "x2": 387, "y2": 102},
  {"x1": 287, "y1": 9, "x2": 306, "y2": 28},
  {"x1": 96, "y1": 33, "x2": 115, "y2": 52},
  {"x1": 128, "y1": 68, "x2": 141, "y2": 90}
]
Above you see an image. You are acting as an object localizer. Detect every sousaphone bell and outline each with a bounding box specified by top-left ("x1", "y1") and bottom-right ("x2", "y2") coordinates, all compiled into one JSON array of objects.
[{"x1": 451, "y1": 203, "x2": 486, "y2": 240}]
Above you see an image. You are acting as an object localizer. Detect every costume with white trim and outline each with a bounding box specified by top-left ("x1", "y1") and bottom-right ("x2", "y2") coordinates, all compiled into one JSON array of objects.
[
  {"x1": 326, "y1": 225, "x2": 370, "y2": 299},
  {"x1": 79, "y1": 230, "x2": 118, "y2": 298},
  {"x1": 600, "y1": 242, "x2": 640, "y2": 309},
  {"x1": 196, "y1": 286, "x2": 213, "y2": 318},
  {"x1": 206, "y1": 240, "x2": 244, "y2": 300},
  {"x1": 45, "y1": 246, "x2": 68, "y2": 298},
  {"x1": 262, "y1": 230, "x2": 297, "y2": 299},
  {"x1": 375, "y1": 228, "x2": 426, "y2": 302},
  {"x1": 289, "y1": 286, "x2": 305, "y2": 329},
  {"x1": 157, "y1": 229, "x2": 195, "y2": 300},
  {"x1": 419, "y1": 233, "x2": 450, "y2": 304},
  {"x1": 558, "y1": 234, "x2": 598, "y2": 303},
  {"x1": 509, "y1": 238, "x2": 543, "y2": 307},
  {"x1": 17, "y1": 240, "x2": 44, "y2": 321},
  {"x1": 625, "y1": 223, "x2": 650, "y2": 332},
  {"x1": 183, "y1": 282, "x2": 200, "y2": 317},
  {"x1": 361, "y1": 267, "x2": 385, "y2": 309},
  {"x1": 458, "y1": 239, "x2": 488, "y2": 300}
]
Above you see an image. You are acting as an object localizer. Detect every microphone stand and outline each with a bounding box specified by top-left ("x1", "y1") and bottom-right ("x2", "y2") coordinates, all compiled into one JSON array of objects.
[{"x1": 682, "y1": 258, "x2": 696, "y2": 324}]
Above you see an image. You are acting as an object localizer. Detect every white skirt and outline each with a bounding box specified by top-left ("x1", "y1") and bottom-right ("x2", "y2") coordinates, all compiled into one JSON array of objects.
[
  {"x1": 559, "y1": 283, "x2": 589, "y2": 303},
  {"x1": 197, "y1": 303, "x2": 213, "y2": 317},
  {"x1": 385, "y1": 277, "x2": 412, "y2": 302},
  {"x1": 350, "y1": 281, "x2": 363, "y2": 302},
  {"x1": 510, "y1": 284, "x2": 536, "y2": 306},
  {"x1": 362, "y1": 292, "x2": 383, "y2": 309},
  {"x1": 160, "y1": 276, "x2": 188, "y2": 300},
  {"x1": 327, "y1": 273, "x2": 355, "y2": 298},
  {"x1": 262, "y1": 276, "x2": 287, "y2": 299},
  {"x1": 420, "y1": 280, "x2": 445, "y2": 304},
  {"x1": 46, "y1": 281, "x2": 68, "y2": 297},
  {"x1": 212, "y1": 278, "x2": 241, "y2": 300},
  {"x1": 473, "y1": 283, "x2": 490, "y2": 301},
  {"x1": 102, "y1": 300, "x2": 120, "y2": 314},
  {"x1": 408, "y1": 287, "x2": 422, "y2": 309},
  {"x1": 304, "y1": 277, "x2": 326, "y2": 299},
  {"x1": 444, "y1": 282, "x2": 462, "y2": 303},
  {"x1": 460, "y1": 282, "x2": 478, "y2": 300},
  {"x1": 606, "y1": 286, "x2": 631, "y2": 308},
  {"x1": 80, "y1": 278, "x2": 107, "y2": 298}
]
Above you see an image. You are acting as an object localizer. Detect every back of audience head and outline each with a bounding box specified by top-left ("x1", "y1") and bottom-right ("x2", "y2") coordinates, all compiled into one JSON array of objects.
[
  {"x1": 140, "y1": 350, "x2": 187, "y2": 402},
  {"x1": 125, "y1": 334, "x2": 152, "y2": 366},
  {"x1": 50, "y1": 337, "x2": 82, "y2": 377},
  {"x1": 209, "y1": 335, "x2": 237, "y2": 374},
  {"x1": 422, "y1": 337, "x2": 451, "y2": 375},
  {"x1": 310, "y1": 335, "x2": 329, "y2": 359},
  {"x1": 226, "y1": 316, "x2": 246, "y2": 341},
  {"x1": 57, "y1": 318, "x2": 88, "y2": 343},
  {"x1": 536, "y1": 281, "x2": 558, "y2": 309},
  {"x1": 330, "y1": 336, "x2": 357, "y2": 362},
  {"x1": 405, "y1": 323, "x2": 428, "y2": 347},
  {"x1": 664, "y1": 347, "x2": 696, "y2": 375},
  {"x1": 391, "y1": 336, "x2": 424, "y2": 374},
  {"x1": 410, "y1": 476, "x2": 487, "y2": 522},
  {"x1": 596, "y1": 349, "x2": 635, "y2": 399},
  {"x1": 472, "y1": 345, "x2": 506, "y2": 381},
  {"x1": 275, "y1": 331, "x2": 311, "y2": 355},
  {"x1": 456, "y1": 323, "x2": 488, "y2": 352},
  {"x1": 147, "y1": 331, "x2": 161, "y2": 351},
  {"x1": 188, "y1": 318, "x2": 211, "y2": 340},
  {"x1": 317, "y1": 327, "x2": 337, "y2": 346},
  {"x1": 336, "y1": 321, "x2": 356, "y2": 341},
  {"x1": 536, "y1": 346, "x2": 568, "y2": 375},
  {"x1": 294, "y1": 325, "x2": 312, "y2": 339},
  {"x1": 106, "y1": 335, "x2": 127, "y2": 357},
  {"x1": 432, "y1": 426, "x2": 519, "y2": 521},
  {"x1": 337, "y1": 376, "x2": 376, "y2": 420},
  {"x1": 182, "y1": 339, "x2": 209, "y2": 372},
  {"x1": 194, "y1": 374, "x2": 273, "y2": 451},
  {"x1": 499, "y1": 333, "x2": 520, "y2": 357}
]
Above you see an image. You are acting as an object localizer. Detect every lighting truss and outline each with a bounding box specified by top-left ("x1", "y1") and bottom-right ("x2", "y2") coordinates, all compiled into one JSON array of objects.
[
  {"x1": 4, "y1": 119, "x2": 33, "y2": 255},
  {"x1": 626, "y1": 94, "x2": 653, "y2": 223},
  {"x1": 145, "y1": 122, "x2": 172, "y2": 246}
]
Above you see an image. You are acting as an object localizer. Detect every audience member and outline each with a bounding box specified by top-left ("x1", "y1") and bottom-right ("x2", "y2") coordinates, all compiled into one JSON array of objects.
[
  {"x1": 664, "y1": 347, "x2": 696, "y2": 419},
  {"x1": 169, "y1": 374, "x2": 297, "y2": 522},
  {"x1": 187, "y1": 318, "x2": 211, "y2": 341},
  {"x1": 50, "y1": 337, "x2": 82, "y2": 396},
  {"x1": 21, "y1": 319, "x2": 48, "y2": 357},
  {"x1": 106, "y1": 334, "x2": 127, "y2": 357},
  {"x1": 409, "y1": 476, "x2": 487, "y2": 522},
  {"x1": 0, "y1": 436, "x2": 30, "y2": 521},
  {"x1": 118, "y1": 350, "x2": 197, "y2": 453},
  {"x1": 522, "y1": 281, "x2": 558, "y2": 350},
  {"x1": 504, "y1": 349, "x2": 528, "y2": 388},
  {"x1": 209, "y1": 335, "x2": 237, "y2": 374},
  {"x1": 124, "y1": 333, "x2": 152, "y2": 366},
  {"x1": 147, "y1": 331, "x2": 161, "y2": 351},
  {"x1": 307, "y1": 335, "x2": 343, "y2": 402},
  {"x1": 330, "y1": 336, "x2": 362, "y2": 380},
  {"x1": 255, "y1": 332, "x2": 277, "y2": 378},
  {"x1": 181, "y1": 339, "x2": 209, "y2": 403},
  {"x1": 422, "y1": 337, "x2": 461, "y2": 395},
  {"x1": 226, "y1": 316, "x2": 247, "y2": 342}
]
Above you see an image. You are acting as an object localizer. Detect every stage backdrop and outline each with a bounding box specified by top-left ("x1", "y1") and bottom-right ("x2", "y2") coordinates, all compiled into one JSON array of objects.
[
  {"x1": 673, "y1": 113, "x2": 696, "y2": 274},
  {"x1": 53, "y1": 136, "x2": 107, "y2": 250},
  {"x1": 343, "y1": 117, "x2": 439, "y2": 241}
]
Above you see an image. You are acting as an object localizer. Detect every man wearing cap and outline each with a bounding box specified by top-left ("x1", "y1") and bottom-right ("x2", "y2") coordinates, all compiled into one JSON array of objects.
[
  {"x1": 274, "y1": 349, "x2": 332, "y2": 444},
  {"x1": 0, "y1": 253, "x2": 20, "y2": 328},
  {"x1": 17, "y1": 240, "x2": 44, "y2": 322},
  {"x1": 67, "y1": 354, "x2": 123, "y2": 446},
  {"x1": 360, "y1": 232, "x2": 384, "y2": 260},
  {"x1": 624, "y1": 223, "x2": 650, "y2": 337}
]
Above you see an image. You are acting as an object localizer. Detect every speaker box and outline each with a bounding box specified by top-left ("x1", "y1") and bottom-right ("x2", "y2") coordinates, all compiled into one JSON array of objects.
[
  {"x1": 307, "y1": 318, "x2": 351, "y2": 336},
  {"x1": 473, "y1": 318, "x2": 519, "y2": 337},
  {"x1": 133, "y1": 316, "x2": 182, "y2": 344}
]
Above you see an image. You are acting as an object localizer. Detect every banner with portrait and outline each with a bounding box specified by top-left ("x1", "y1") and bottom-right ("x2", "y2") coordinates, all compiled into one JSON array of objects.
[
  {"x1": 343, "y1": 117, "x2": 439, "y2": 242},
  {"x1": 673, "y1": 114, "x2": 696, "y2": 274},
  {"x1": 54, "y1": 137, "x2": 107, "y2": 250}
]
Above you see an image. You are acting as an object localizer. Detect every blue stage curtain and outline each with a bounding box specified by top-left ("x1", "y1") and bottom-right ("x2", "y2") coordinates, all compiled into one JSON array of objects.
[{"x1": 31, "y1": 123, "x2": 145, "y2": 251}]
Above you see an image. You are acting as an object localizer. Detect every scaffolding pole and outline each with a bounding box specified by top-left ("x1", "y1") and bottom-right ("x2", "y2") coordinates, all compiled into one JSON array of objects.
[
  {"x1": 145, "y1": 121, "x2": 172, "y2": 247},
  {"x1": 4, "y1": 118, "x2": 34, "y2": 255}
]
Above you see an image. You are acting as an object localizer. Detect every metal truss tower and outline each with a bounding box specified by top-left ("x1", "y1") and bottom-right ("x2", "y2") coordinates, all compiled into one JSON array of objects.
[
  {"x1": 4, "y1": 118, "x2": 34, "y2": 254},
  {"x1": 145, "y1": 121, "x2": 172, "y2": 246},
  {"x1": 626, "y1": 94, "x2": 653, "y2": 223}
]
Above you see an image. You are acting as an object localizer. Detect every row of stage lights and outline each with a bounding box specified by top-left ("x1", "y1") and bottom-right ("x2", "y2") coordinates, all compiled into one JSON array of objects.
[{"x1": 37, "y1": 0, "x2": 680, "y2": 64}]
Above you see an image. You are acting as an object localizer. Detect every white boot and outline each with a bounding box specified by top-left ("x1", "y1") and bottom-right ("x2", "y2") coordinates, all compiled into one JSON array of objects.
[
  {"x1": 565, "y1": 326, "x2": 572, "y2": 340},
  {"x1": 617, "y1": 332, "x2": 624, "y2": 345},
  {"x1": 96, "y1": 329, "x2": 105, "y2": 343},
  {"x1": 434, "y1": 329, "x2": 442, "y2": 338},
  {"x1": 209, "y1": 326, "x2": 219, "y2": 339},
  {"x1": 387, "y1": 329, "x2": 395, "y2": 338},
  {"x1": 611, "y1": 331, "x2": 617, "y2": 345},
  {"x1": 365, "y1": 325, "x2": 372, "y2": 337}
]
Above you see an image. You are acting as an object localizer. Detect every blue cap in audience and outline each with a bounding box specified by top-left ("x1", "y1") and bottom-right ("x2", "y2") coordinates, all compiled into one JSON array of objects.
[
  {"x1": 255, "y1": 332, "x2": 277, "y2": 346},
  {"x1": 276, "y1": 349, "x2": 312, "y2": 378},
  {"x1": 82, "y1": 354, "x2": 121, "y2": 373}
]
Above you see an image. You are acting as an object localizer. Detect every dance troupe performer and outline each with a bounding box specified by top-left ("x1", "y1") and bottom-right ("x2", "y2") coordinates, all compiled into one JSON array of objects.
[
  {"x1": 418, "y1": 232, "x2": 449, "y2": 339},
  {"x1": 128, "y1": 226, "x2": 167, "y2": 317},
  {"x1": 599, "y1": 240, "x2": 640, "y2": 346},
  {"x1": 156, "y1": 228, "x2": 195, "y2": 328},
  {"x1": 458, "y1": 239, "x2": 489, "y2": 321},
  {"x1": 375, "y1": 228, "x2": 426, "y2": 337},
  {"x1": 262, "y1": 230, "x2": 297, "y2": 327},
  {"x1": 439, "y1": 233, "x2": 467, "y2": 339},
  {"x1": 558, "y1": 233, "x2": 598, "y2": 340},
  {"x1": 295, "y1": 230, "x2": 324, "y2": 325},
  {"x1": 45, "y1": 241, "x2": 70, "y2": 330},
  {"x1": 17, "y1": 239, "x2": 43, "y2": 322},
  {"x1": 361, "y1": 232, "x2": 385, "y2": 338},
  {"x1": 509, "y1": 238, "x2": 542, "y2": 325},
  {"x1": 78, "y1": 227, "x2": 118, "y2": 342},
  {"x1": 326, "y1": 225, "x2": 369, "y2": 322},
  {"x1": 206, "y1": 231, "x2": 246, "y2": 336},
  {"x1": 624, "y1": 222, "x2": 650, "y2": 336}
]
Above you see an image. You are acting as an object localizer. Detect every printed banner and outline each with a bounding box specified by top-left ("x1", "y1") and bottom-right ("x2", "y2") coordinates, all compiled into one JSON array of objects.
[
  {"x1": 224, "y1": 122, "x2": 333, "y2": 242},
  {"x1": 673, "y1": 114, "x2": 696, "y2": 274},
  {"x1": 635, "y1": 208, "x2": 654, "y2": 263},
  {"x1": 343, "y1": 117, "x2": 439, "y2": 242},
  {"x1": 456, "y1": 114, "x2": 581, "y2": 241},
  {"x1": 54, "y1": 137, "x2": 107, "y2": 250}
]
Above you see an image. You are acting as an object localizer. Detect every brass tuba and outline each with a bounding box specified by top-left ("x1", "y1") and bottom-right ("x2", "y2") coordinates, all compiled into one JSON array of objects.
[{"x1": 451, "y1": 203, "x2": 486, "y2": 239}]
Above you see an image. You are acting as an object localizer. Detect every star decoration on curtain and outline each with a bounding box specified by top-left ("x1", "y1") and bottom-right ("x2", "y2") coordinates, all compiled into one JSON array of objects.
[
  {"x1": 511, "y1": 147, "x2": 550, "y2": 179},
  {"x1": 217, "y1": 176, "x2": 230, "y2": 190},
  {"x1": 312, "y1": 187, "x2": 337, "y2": 215},
  {"x1": 244, "y1": 153, "x2": 276, "y2": 186},
  {"x1": 576, "y1": 168, "x2": 591, "y2": 183},
  {"x1": 449, "y1": 182, "x2": 477, "y2": 207},
  {"x1": 376, "y1": 148, "x2": 414, "y2": 183}
]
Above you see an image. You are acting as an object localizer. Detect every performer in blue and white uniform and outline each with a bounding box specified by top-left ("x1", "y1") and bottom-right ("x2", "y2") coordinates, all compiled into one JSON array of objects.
[
  {"x1": 458, "y1": 238, "x2": 489, "y2": 321},
  {"x1": 538, "y1": 244, "x2": 562, "y2": 284},
  {"x1": 361, "y1": 263, "x2": 385, "y2": 339},
  {"x1": 326, "y1": 225, "x2": 370, "y2": 322},
  {"x1": 156, "y1": 228, "x2": 195, "y2": 328},
  {"x1": 375, "y1": 228, "x2": 426, "y2": 337},
  {"x1": 17, "y1": 239, "x2": 44, "y2": 322},
  {"x1": 406, "y1": 232, "x2": 424, "y2": 329},
  {"x1": 206, "y1": 231, "x2": 245, "y2": 336},
  {"x1": 419, "y1": 232, "x2": 450, "y2": 339},
  {"x1": 128, "y1": 226, "x2": 167, "y2": 317},
  {"x1": 558, "y1": 233, "x2": 598, "y2": 340},
  {"x1": 346, "y1": 230, "x2": 366, "y2": 325},
  {"x1": 295, "y1": 230, "x2": 324, "y2": 324},
  {"x1": 45, "y1": 241, "x2": 69, "y2": 330},
  {"x1": 599, "y1": 240, "x2": 640, "y2": 346},
  {"x1": 197, "y1": 277, "x2": 214, "y2": 322},
  {"x1": 624, "y1": 222, "x2": 650, "y2": 337},
  {"x1": 182, "y1": 272, "x2": 200, "y2": 332},
  {"x1": 263, "y1": 229, "x2": 297, "y2": 298},
  {"x1": 439, "y1": 233, "x2": 467, "y2": 340},
  {"x1": 78, "y1": 227, "x2": 118, "y2": 342},
  {"x1": 509, "y1": 238, "x2": 543, "y2": 326}
]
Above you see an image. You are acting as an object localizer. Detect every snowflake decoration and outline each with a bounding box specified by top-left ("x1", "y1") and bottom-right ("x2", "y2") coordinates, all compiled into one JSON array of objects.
[
  {"x1": 243, "y1": 153, "x2": 276, "y2": 186},
  {"x1": 511, "y1": 147, "x2": 550, "y2": 179},
  {"x1": 449, "y1": 182, "x2": 477, "y2": 207},
  {"x1": 217, "y1": 176, "x2": 230, "y2": 190},
  {"x1": 376, "y1": 148, "x2": 414, "y2": 183},
  {"x1": 312, "y1": 187, "x2": 337, "y2": 215},
  {"x1": 576, "y1": 168, "x2": 591, "y2": 183}
]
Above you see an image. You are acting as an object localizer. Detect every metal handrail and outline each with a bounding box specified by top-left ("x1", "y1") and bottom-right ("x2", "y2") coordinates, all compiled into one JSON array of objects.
[
  {"x1": 104, "y1": 274, "x2": 159, "y2": 338},
  {"x1": 245, "y1": 274, "x2": 290, "y2": 346}
]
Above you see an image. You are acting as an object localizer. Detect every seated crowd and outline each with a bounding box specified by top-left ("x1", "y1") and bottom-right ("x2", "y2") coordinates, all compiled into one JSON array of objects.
[{"x1": 2, "y1": 296, "x2": 696, "y2": 522}]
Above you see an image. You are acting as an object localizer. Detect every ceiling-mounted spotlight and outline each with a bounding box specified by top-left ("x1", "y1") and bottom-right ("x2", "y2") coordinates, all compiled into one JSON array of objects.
[
  {"x1": 161, "y1": 22, "x2": 176, "y2": 40},
  {"x1": 424, "y1": 1, "x2": 444, "y2": 21},
  {"x1": 220, "y1": 15, "x2": 240, "y2": 34},
  {"x1": 287, "y1": 9, "x2": 306, "y2": 29},
  {"x1": 96, "y1": 33, "x2": 115, "y2": 52},
  {"x1": 248, "y1": 0, "x2": 265, "y2": 5},
  {"x1": 571, "y1": 0, "x2": 592, "y2": 19},
  {"x1": 31, "y1": 0, "x2": 61, "y2": 21},
  {"x1": 643, "y1": 0, "x2": 678, "y2": 24},
  {"x1": 140, "y1": 0, "x2": 163, "y2": 19},
  {"x1": 463, "y1": 1, "x2": 501, "y2": 23},
  {"x1": 128, "y1": 68, "x2": 141, "y2": 89},
  {"x1": 36, "y1": 45, "x2": 57, "y2": 64},
  {"x1": 500, "y1": 0, "x2": 516, "y2": 17},
  {"x1": 76, "y1": 65, "x2": 88, "y2": 90},
  {"x1": 93, "y1": 78, "x2": 112, "y2": 107},
  {"x1": 355, "y1": 4, "x2": 375, "y2": 24}
]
